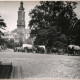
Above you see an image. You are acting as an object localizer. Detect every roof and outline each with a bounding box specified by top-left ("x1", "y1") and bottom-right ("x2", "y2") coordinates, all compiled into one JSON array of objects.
[{"x1": 11, "y1": 28, "x2": 30, "y2": 34}]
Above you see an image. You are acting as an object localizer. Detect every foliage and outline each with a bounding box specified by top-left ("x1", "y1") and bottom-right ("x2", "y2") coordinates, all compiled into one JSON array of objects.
[
  {"x1": 74, "y1": 19, "x2": 80, "y2": 46},
  {"x1": 29, "y1": 1, "x2": 78, "y2": 50},
  {"x1": 0, "y1": 16, "x2": 6, "y2": 38},
  {"x1": 6, "y1": 39, "x2": 14, "y2": 48}
]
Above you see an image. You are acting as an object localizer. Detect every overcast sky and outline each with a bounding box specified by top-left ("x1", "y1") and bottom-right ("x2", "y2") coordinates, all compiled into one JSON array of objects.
[
  {"x1": 0, "y1": 1, "x2": 80, "y2": 32},
  {"x1": 0, "y1": 1, "x2": 39, "y2": 32}
]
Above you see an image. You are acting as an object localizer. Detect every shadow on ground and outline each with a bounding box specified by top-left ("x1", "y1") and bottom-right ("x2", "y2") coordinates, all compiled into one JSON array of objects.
[{"x1": 0, "y1": 63, "x2": 13, "y2": 79}]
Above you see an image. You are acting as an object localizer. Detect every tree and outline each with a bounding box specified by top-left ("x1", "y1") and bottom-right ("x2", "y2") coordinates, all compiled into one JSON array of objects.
[
  {"x1": 0, "y1": 15, "x2": 6, "y2": 45},
  {"x1": 29, "y1": 1, "x2": 78, "y2": 52},
  {"x1": 0, "y1": 16, "x2": 6, "y2": 38},
  {"x1": 73, "y1": 19, "x2": 80, "y2": 46}
]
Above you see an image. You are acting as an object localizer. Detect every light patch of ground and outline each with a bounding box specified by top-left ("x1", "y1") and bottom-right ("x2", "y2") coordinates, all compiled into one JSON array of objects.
[{"x1": 0, "y1": 49, "x2": 80, "y2": 79}]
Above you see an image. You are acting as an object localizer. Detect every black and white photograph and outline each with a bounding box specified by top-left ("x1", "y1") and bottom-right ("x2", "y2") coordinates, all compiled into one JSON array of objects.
[{"x1": 0, "y1": 1, "x2": 80, "y2": 79}]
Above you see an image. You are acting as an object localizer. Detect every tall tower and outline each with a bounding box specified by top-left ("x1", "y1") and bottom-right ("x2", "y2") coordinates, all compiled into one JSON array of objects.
[{"x1": 17, "y1": 1, "x2": 25, "y2": 28}]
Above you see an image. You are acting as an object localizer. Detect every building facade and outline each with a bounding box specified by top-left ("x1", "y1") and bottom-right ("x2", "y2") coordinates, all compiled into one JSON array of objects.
[{"x1": 12, "y1": 1, "x2": 30, "y2": 43}]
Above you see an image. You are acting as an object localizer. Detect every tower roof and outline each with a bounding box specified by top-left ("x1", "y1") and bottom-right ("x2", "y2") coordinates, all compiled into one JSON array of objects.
[{"x1": 19, "y1": 1, "x2": 24, "y2": 10}]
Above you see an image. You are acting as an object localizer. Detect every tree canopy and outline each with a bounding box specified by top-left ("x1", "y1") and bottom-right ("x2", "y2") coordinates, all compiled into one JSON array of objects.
[
  {"x1": 0, "y1": 15, "x2": 6, "y2": 45},
  {"x1": 29, "y1": 1, "x2": 78, "y2": 49},
  {"x1": 0, "y1": 16, "x2": 6, "y2": 38}
]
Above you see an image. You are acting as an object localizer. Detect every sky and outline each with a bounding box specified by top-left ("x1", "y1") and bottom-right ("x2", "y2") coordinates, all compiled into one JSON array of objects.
[
  {"x1": 0, "y1": 1, "x2": 80, "y2": 32},
  {"x1": 0, "y1": 1, "x2": 40, "y2": 32}
]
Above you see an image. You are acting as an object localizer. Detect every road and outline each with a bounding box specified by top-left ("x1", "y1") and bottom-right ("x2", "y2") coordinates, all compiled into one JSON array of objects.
[{"x1": 0, "y1": 49, "x2": 80, "y2": 79}]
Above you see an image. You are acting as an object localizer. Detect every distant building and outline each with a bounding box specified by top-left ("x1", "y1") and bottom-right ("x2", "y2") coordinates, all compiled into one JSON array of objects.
[
  {"x1": 11, "y1": 28, "x2": 30, "y2": 43},
  {"x1": 3, "y1": 1, "x2": 35, "y2": 44},
  {"x1": 11, "y1": 1, "x2": 30, "y2": 43}
]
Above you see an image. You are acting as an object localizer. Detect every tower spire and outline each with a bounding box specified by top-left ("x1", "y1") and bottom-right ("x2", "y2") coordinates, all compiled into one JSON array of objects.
[
  {"x1": 17, "y1": 1, "x2": 25, "y2": 28},
  {"x1": 19, "y1": 1, "x2": 24, "y2": 10}
]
